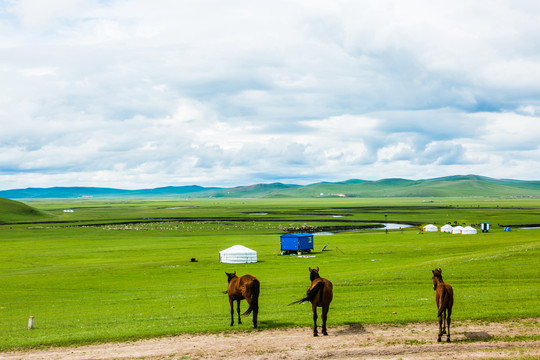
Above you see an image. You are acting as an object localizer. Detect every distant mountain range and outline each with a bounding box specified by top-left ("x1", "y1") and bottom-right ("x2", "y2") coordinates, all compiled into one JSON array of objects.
[{"x1": 2, "y1": 175, "x2": 540, "y2": 199}]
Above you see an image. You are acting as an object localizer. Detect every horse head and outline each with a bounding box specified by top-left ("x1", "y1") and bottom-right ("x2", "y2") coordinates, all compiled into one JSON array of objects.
[
  {"x1": 225, "y1": 271, "x2": 237, "y2": 283},
  {"x1": 432, "y1": 268, "x2": 443, "y2": 290},
  {"x1": 309, "y1": 266, "x2": 320, "y2": 281}
]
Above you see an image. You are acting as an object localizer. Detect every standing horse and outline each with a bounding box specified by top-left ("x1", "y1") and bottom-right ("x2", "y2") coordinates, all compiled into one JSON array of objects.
[
  {"x1": 432, "y1": 268, "x2": 454, "y2": 342},
  {"x1": 225, "y1": 272, "x2": 260, "y2": 328},
  {"x1": 289, "y1": 267, "x2": 333, "y2": 336}
]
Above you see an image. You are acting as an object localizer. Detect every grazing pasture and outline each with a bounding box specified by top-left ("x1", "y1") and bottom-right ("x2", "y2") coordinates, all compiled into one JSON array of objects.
[{"x1": 0, "y1": 197, "x2": 539, "y2": 350}]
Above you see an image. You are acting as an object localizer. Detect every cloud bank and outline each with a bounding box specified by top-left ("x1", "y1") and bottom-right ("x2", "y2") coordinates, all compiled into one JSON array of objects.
[{"x1": 1, "y1": 0, "x2": 539, "y2": 189}]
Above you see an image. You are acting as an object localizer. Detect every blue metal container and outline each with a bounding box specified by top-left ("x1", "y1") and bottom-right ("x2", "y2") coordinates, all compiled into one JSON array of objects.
[
  {"x1": 480, "y1": 222, "x2": 490, "y2": 232},
  {"x1": 280, "y1": 233, "x2": 314, "y2": 254}
]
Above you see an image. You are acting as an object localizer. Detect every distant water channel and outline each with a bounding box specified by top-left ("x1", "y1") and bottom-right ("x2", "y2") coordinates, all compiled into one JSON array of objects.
[
  {"x1": 246, "y1": 211, "x2": 415, "y2": 234},
  {"x1": 314, "y1": 223, "x2": 413, "y2": 235}
]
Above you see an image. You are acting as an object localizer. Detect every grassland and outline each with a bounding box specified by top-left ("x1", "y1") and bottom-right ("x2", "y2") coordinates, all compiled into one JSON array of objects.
[{"x1": 0, "y1": 197, "x2": 539, "y2": 350}]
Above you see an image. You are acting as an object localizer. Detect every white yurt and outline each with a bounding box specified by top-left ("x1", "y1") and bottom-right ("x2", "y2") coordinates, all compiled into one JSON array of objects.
[
  {"x1": 219, "y1": 245, "x2": 257, "y2": 263},
  {"x1": 440, "y1": 224, "x2": 453, "y2": 233},
  {"x1": 452, "y1": 225, "x2": 464, "y2": 234},
  {"x1": 423, "y1": 224, "x2": 438, "y2": 232},
  {"x1": 461, "y1": 226, "x2": 478, "y2": 235}
]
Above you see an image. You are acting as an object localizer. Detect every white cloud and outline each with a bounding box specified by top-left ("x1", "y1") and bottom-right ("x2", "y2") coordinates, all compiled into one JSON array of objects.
[
  {"x1": 420, "y1": 141, "x2": 469, "y2": 165},
  {"x1": 470, "y1": 112, "x2": 540, "y2": 151},
  {"x1": 377, "y1": 142, "x2": 414, "y2": 162},
  {"x1": 1, "y1": 1, "x2": 540, "y2": 189}
]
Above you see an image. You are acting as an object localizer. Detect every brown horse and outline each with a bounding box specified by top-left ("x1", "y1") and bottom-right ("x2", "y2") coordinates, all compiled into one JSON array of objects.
[
  {"x1": 289, "y1": 267, "x2": 333, "y2": 336},
  {"x1": 225, "y1": 272, "x2": 260, "y2": 328},
  {"x1": 432, "y1": 268, "x2": 454, "y2": 342}
]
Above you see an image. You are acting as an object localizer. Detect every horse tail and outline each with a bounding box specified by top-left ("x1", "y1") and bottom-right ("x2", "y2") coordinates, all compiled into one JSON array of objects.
[
  {"x1": 242, "y1": 279, "x2": 260, "y2": 316},
  {"x1": 288, "y1": 281, "x2": 324, "y2": 305},
  {"x1": 437, "y1": 286, "x2": 448, "y2": 317}
]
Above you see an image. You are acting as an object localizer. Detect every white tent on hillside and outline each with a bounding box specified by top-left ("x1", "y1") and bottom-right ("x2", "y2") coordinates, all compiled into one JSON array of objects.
[
  {"x1": 452, "y1": 226, "x2": 464, "y2": 234},
  {"x1": 461, "y1": 226, "x2": 477, "y2": 235},
  {"x1": 219, "y1": 245, "x2": 257, "y2": 263},
  {"x1": 423, "y1": 224, "x2": 438, "y2": 232},
  {"x1": 440, "y1": 224, "x2": 453, "y2": 233}
]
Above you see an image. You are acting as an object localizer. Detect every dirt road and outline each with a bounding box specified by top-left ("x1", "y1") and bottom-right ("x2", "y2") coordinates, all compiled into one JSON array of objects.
[{"x1": 2, "y1": 319, "x2": 538, "y2": 359}]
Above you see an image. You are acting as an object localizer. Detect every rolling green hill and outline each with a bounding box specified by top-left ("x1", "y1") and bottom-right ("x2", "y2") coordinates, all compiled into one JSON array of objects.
[
  {"x1": 1, "y1": 175, "x2": 540, "y2": 199},
  {"x1": 296, "y1": 178, "x2": 420, "y2": 197},
  {"x1": 0, "y1": 185, "x2": 218, "y2": 199},
  {"x1": 212, "y1": 183, "x2": 301, "y2": 197},
  {"x1": 0, "y1": 198, "x2": 50, "y2": 223},
  {"x1": 292, "y1": 175, "x2": 540, "y2": 198}
]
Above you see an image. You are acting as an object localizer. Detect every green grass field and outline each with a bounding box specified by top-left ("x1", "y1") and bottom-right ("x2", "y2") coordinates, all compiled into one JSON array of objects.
[{"x1": 0, "y1": 197, "x2": 539, "y2": 350}]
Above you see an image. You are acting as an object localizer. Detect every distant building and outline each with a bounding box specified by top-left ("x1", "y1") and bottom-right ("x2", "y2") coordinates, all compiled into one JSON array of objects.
[
  {"x1": 219, "y1": 245, "x2": 257, "y2": 263},
  {"x1": 452, "y1": 226, "x2": 464, "y2": 234},
  {"x1": 461, "y1": 226, "x2": 478, "y2": 235},
  {"x1": 440, "y1": 224, "x2": 453, "y2": 233}
]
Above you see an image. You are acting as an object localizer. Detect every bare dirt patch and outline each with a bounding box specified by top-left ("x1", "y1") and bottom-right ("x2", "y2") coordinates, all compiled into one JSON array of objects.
[{"x1": 2, "y1": 318, "x2": 538, "y2": 360}]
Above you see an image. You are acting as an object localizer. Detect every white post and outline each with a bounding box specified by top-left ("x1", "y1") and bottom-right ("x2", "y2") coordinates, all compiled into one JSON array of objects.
[{"x1": 28, "y1": 316, "x2": 34, "y2": 330}]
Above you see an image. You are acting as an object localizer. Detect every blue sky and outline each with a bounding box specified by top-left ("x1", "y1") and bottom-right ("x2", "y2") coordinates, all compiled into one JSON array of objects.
[{"x1": 1, "y1": 0, "x2": 539, "y2": 190}]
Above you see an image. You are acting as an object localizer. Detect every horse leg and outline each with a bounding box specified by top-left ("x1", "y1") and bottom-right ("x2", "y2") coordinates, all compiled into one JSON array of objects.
[
  {"x1": 236, "y1": 300, "x2": 242, "y2": 325},
  {"x1": 441, "y1": 309, "x2": 447, "y2": 334},
  {"x1": 245, "y1": 295, "x2": 258, "y2": 329},
  {"x1": 446, "y1": 308, "x2": 452, "y2": 342},
  {"x1": 251, "y1": 296, "x2": 258, "y2": 329},
  {"x1": 437, "y1": 312, "x2": 443, "y2": 342},
  {"x1": 321, "y1": 305, "x2": 329, "y2": 336},
  {"x1": 312, "y1": 305, "x2": 318, "y2": 337},
  {"x1": 229, "y1": 297, "x2": 234, "y2": 326},
  {"x1": 253, "y1": 306, "x2": 258, "y2": 329}
]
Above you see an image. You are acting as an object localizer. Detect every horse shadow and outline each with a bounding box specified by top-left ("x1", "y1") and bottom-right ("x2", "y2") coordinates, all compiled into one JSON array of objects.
[
  {"x1": 463, "y1": 331, "x2": 492, "y2": 341},
  {"x1": 256, "y1": 320, "x2": 296, "y2": 329},
  {"x1": 335, "y1": 322, "x2": 368, "y2": 335},
  {"x1": 452, "y1": 331, "x2": 492, "y2": 343}
]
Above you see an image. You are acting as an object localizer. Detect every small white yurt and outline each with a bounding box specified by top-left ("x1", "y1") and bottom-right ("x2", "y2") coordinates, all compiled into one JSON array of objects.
[
  {"x1": 461, "y1": 226, "x2": 477, "y2": 235},
  {"x1": 219, "y1": 245, "x2": 257, "y2": 263},
  {"x1": 423, "y1": 224, "x2": 438, "y2": 232},
  {"x1": 440, "y1": 224, "x2": 453, "y2": 233},
  {"x1": 452, "y1": 225, "x2": 464, "y2": 234}
]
